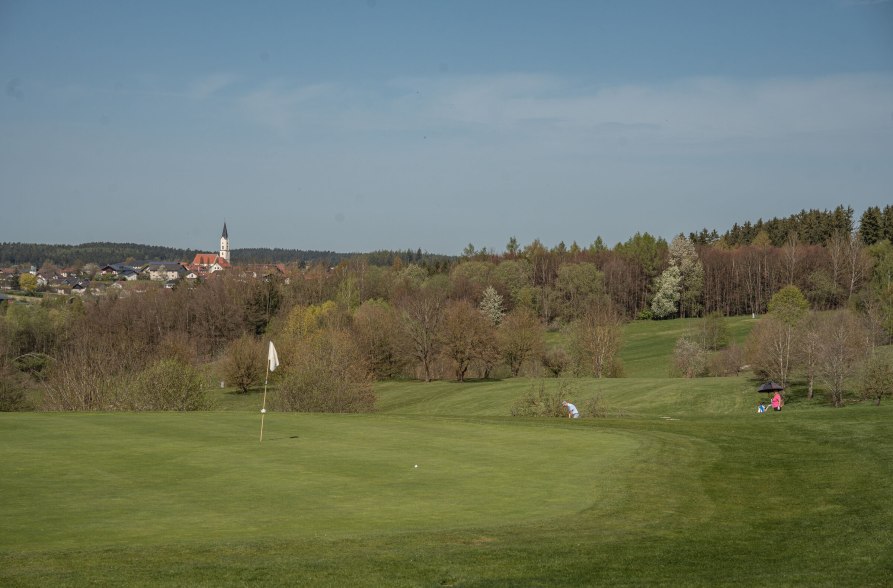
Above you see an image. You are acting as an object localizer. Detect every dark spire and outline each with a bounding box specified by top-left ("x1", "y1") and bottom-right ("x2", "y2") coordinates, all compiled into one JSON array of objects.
[{"x1": 222, "y1": 222, "x2": 228, "y2": 239}]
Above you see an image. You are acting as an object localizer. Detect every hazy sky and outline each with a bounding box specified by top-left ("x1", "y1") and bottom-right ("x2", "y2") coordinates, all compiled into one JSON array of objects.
[{"x1": 2, "y1": 1, "x2": 891, "y2": 254}]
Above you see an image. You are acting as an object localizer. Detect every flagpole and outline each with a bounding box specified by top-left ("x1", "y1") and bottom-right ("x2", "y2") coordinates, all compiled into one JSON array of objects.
[
  {"x1": 260, "y1": 341, "x2": 279, "y2": 442},
  {"x1": 259, "y1": 363, "x2": 269, "y2": 442}
]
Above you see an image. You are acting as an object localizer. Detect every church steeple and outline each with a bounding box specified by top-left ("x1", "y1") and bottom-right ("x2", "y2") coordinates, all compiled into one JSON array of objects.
[{"x1": 219, "y1": 222, "x2": 230, "y2": 263}]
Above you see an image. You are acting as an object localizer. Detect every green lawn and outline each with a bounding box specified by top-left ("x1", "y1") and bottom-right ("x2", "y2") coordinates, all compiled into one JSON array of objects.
[{"x1": 2, "y1": 317, "x2": 892, "y2": 586}]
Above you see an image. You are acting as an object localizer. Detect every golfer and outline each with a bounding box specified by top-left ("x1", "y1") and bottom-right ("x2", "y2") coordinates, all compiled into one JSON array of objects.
[{"x1": 562, "y1": 400, "x2": 580, "y2": 419}]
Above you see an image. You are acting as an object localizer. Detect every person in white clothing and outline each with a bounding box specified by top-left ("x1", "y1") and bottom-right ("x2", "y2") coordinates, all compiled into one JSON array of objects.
[{"x1": 562, "y1": 400, "x2": 580, "y2": 418}]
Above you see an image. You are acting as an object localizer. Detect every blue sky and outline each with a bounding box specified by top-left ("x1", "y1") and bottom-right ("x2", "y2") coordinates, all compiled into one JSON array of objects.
[{"x1": 1, "y1": 1, "x2": 891, "y2": 254}]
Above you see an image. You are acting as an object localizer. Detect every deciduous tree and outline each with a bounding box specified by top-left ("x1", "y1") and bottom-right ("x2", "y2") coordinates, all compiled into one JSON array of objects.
[
  {"x1": 816, "y1": 311, "x2": 869, "y2": 407},
  {"x1": 223, "y1": 334, "x2": 264, "y2": 394},
  {"x1": 497, "y1": 307, "x2": 545, "y2": 377},
  {"x1": 568, "y1": 303, "x2": 623, "y2": 378}
]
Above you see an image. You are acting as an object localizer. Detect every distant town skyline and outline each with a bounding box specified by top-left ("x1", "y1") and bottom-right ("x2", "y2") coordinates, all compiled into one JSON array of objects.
[{"x1": 2, "y1": 1, "x2": 891, "y2": 254}]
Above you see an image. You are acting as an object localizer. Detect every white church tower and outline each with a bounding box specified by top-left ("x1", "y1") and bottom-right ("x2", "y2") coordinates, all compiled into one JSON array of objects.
[{"x1": 219, "y1": 222, "x2": 230, "y2": 263}]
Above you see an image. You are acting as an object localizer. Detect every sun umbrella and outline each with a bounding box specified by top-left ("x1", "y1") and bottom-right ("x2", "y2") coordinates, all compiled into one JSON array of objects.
[{"x1": 758, "y1": 381, "x2": 784, "y2": 393}]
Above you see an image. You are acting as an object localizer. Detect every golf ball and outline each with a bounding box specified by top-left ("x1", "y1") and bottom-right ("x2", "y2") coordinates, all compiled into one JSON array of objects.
[
  {"x1": 260, "y1": 408, "x2": 266, "y2": 414},
  {"x1": 414, "y1": 464, "x2": 418, "y2": 468}
]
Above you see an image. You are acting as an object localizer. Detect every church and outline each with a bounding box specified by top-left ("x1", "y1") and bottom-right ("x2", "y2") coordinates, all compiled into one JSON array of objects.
[{"x1": 188, "y1": 223, "x2": 231, "y2": 275}]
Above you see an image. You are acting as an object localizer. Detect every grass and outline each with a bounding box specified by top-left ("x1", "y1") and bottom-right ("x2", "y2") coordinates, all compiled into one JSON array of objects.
[{"x1": 2, "y1": 316, "x2": 892, "y2": 586}]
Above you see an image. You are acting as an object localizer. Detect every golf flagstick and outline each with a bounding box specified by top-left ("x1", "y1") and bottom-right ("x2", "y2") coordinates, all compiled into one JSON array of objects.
[{"x1": 260, "y1": 341, "x2": 279, "y2": 442}]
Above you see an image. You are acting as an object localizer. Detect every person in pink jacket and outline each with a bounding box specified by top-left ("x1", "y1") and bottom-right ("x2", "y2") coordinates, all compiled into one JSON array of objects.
[{"x1": 771, "y1": 392, "x2": 783, "y2": 411}]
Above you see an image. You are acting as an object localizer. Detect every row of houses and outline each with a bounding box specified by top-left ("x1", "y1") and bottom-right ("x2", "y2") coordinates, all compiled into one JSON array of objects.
[{"x1": 2, "y1": 254, "x2": 290, "y2": 297}]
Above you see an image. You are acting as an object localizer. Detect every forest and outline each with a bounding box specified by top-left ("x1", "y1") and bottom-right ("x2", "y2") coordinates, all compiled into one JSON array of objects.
[{"x1": 1, "y1": 204, "x2": 891, "y2": 412}]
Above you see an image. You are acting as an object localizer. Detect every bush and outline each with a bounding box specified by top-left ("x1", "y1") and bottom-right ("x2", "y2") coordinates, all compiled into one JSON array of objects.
[
  {"x1": 672, "y1": 336, "x2": 708, "y2": 378},
  {"x1": 511, "y1": 380, "x2": 566, "y2": 417},
  {"x1": 707, "y1": 343, "x2": 744, "y2": 377},
  {"x1": 223, "y1": 335, "x2": 265, "y2": 394},
  {"x1": 0, "y1": 371, "x2": 30, "y2": 412},
  {"x1": 541, "y1": 348, "x2": 569, "y2": 377},
  {"x1": 581, "y1": 394, "x2": 609, "y2": 418},
  {"x1": 860, "y1": 353, "x2": 893, "y2": 406},
  {"x1": 127, "y1": 359, "x2": 212, "y2": 411},
  {"x1": 275, "y1": 329, "x2": 375, "y2": 413}
]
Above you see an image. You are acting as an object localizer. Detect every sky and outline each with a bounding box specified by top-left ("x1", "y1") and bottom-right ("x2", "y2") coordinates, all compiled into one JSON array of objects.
[{"x1": 1, "y1": 1, "x2": 892, "y2": 255}]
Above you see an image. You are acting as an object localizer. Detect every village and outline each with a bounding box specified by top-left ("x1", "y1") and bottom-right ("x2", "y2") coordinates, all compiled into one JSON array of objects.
[{"x1": 0, "y1": 223, "x2": 289, "y2": 297}]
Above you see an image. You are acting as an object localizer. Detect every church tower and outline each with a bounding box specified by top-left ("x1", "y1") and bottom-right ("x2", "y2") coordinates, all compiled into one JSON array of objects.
[{"x1": 219, "y1": 222, "x2": 230, "y2": 263}]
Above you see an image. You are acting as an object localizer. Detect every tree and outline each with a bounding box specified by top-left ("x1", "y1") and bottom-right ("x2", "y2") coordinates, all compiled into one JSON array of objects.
[
  {"x1": 753, "y1": 285, "x2": 809, "y2": 389},
  {"x1": 796, "y1": 312, "x2": 822, "y2": 399},
  {"x1": 479, "y1": 285, "x2": 505, "y2": 326},
  {"x1": 439, "y1": 299, "x2": 494, "y2": 382},
  {"x1": 745, "y1": 317, "x2": 792, "y2": 388},
  {"x1": 223, "y1": 334, "x2": 265, "y2": 394},
  {"x1": 352, "y1": 299, "x2": 408, "y2": 379},
  {"x1": 672, "y1": 336, "x2": 707, "y2": 378},
  {"x1": 276, "y1": 328, "x2": 374, "y2": 413},
  {"x1": 497, "y1": 307, "x2": 545, "y2": 377},
  {"x1": 699, "y1": 311, "x2": 730, "y2": 351},
  {"x1": 669, "y1": 234, "x2": 705, "y2": 318},
  {"x1": 283, "y1": 301, "x2": 338, "y2": 340},
  {"x1": 554, "y1": 262, "x2": 605, "y2": 321},
  {"x1": 651, "y1": 265, "x2": 681, "y2": 319},
  {"x1": 18, "y1": 273, "x2": 37, "y2": 293},
  {"x1": 568, "y1": 303, "x2": 624, "y2": 378},
  {"x1": 859, "y1": 206, "x2": 883, "y2": 245},
  {"x1": 505, "y1": 236, "x2": 520, "y2": 257},
  {"x1": 398, "y1": 287, "x2": 444, "y2": 382},
  {"x1": 816, "y1": 311, "x2": 869, "y2": 407},
  {"x1": 860, "y1": 353, "x2": 893, "y2": 406}
]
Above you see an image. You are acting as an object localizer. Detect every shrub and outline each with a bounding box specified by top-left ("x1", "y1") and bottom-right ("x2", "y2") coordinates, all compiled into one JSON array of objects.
[
  {"x1": 276, "y1": 329, "x2": 374, "y2": 413},
  {"x1": 672, "y1": 336, "x2": 708, "y2": 378},
  {"x1": 860, "y1": 353, "x2": 893, "y2": 406},
  {"x1": 707, "y1": 343, "x2": 744, "y2": 377},
  {"x1": 127, "y1": 359, "x2": 212, "y2": 411},
  {"x1": 0, "y1": 371, "x2": 30, "y2": 412},
  {"x1": 223, "y1": 334, "x2": 265, "y2": 394},
  {"x1": 541, "y1": 348, "x2": 569, "y2": 377},
  {"x1": 511, "y1": 380, "x2": 566, "y2": 417}
]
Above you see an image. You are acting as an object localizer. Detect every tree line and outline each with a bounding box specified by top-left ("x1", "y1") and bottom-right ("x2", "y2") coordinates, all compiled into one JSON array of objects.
[
  {"x1": 1, "y1": 203, "x2": 891, "y2": 413},
  {"x1": 0, "y1": 241, "x2": 454, "y2": 270}
]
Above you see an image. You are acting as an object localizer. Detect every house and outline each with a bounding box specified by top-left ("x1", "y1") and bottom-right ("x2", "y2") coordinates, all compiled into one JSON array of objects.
[
  {"x1": 147, "y1": 263, "x2": 186, "y2": 282},
  {"x1": 71, "y1": 281, "x2": 90, "y2": 295}
]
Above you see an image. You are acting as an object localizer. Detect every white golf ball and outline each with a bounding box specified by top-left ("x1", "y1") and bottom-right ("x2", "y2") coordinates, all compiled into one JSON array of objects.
[
  {"x1": 260, "y1": 408, "x2": 266, "y2": 414},
  {"x1": 414, "y1": 464, "x2": 418, "y2": 468}
]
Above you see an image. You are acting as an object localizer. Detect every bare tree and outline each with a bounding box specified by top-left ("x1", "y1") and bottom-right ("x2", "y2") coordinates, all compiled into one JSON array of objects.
[
  {"x1": 398, "y1": 287, "x2": 445, "y2": 382},
  {"x1": 569, "y1": 303, "x2": 624, "y2": 377},
  {"x1": 816, "y1": 311, "x2": 869, "y2": 407},
  {"x1": 439, "y1": 299, "x2": 494, "y2": 382},
  {"x1": 796, "y1": 312, "x2": 822, "y2": 399},
  {"x1": 782, "y1": 231, "x2": 800, "y2": 285}
]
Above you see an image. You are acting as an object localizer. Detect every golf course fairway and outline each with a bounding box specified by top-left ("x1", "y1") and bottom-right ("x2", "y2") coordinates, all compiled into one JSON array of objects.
[{"x1": 2, "y1": 377, "x2": 892, "y2": 586}]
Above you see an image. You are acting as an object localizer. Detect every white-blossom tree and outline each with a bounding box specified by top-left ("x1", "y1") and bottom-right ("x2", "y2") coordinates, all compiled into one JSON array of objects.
[
  {"x1": 479, "y1": 285, "x2": 505, "y2": 326},
  {"x1": 651, "y1": 265, "x2": 681, "y2": 319}
]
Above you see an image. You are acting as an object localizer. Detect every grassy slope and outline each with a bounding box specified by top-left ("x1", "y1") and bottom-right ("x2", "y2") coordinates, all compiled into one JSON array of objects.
[{"x1": 2, "y1": 316, "x2": 892, "y2": 587}]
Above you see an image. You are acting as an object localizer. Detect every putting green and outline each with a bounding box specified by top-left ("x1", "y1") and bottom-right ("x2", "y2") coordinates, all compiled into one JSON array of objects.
[{"x1": 1, "y1": 412, "x2": 705, "y2": 552}]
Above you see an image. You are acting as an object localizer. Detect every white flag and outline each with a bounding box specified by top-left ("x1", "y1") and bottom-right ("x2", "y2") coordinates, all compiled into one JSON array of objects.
[{"x1": 268, "y1": 341, "x2": 279, "y2": 372}]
